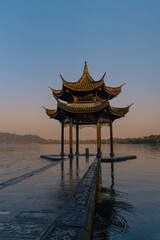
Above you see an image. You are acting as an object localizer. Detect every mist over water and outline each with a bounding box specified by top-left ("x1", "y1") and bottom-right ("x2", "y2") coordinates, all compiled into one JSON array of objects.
[{"x1": 0, "y1": 143, "x2": 160, "y2": 239}]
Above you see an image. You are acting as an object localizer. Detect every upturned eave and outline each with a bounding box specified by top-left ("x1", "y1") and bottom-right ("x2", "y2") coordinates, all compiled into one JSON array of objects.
[
  {"x1": 104, "y1": 83, "x2": 125, "y2": 96},
  {"x1": 42, "y1": 106, "x2": 58, "y2": 117},
  {"x1": 109, "y1": 104, "x2": 132, "y2": 117},
  {"x1": 49, "y1": 87, "x2": 62, "y2": 96}
]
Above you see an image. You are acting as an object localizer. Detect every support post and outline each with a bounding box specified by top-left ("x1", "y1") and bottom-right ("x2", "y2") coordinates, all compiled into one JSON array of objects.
[
  {"x1": 75, "y1": 124, "x2": 79, "y2": 155},
  {"x1": 97, "y1": 120, "x2": 101, "y2": 157},
  {"x1": 60, "y1": 122, "x2": 64, "y2": 157},
  {"x1": 69, "y1": 119, "x2": 73, "y2": 158},
  {"x1": 110, "y1": 121, "x2": 114, "y2": 157}
]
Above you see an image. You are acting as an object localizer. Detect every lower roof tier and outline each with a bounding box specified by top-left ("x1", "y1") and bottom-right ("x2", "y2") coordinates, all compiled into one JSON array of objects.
[{"x1": 43, "y1": 100, "x2": 132, "y2": 124}]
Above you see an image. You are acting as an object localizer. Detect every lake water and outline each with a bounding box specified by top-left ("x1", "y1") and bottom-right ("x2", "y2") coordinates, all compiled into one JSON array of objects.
[
  {"x1": 93, "y1": 143, "x2": 160, "y2": 240},
  {"x1": 0, "y1": 143, "x2": 160, "y2": 239}
]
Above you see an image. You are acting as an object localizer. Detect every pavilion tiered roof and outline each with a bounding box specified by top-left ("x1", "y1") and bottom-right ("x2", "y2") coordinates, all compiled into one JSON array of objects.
[
  {"x1": 49, "y1": 62, "x2": 125, "y2": 102},
  {"x1": 43, "y1": 62, "x2": 131, "y2": 126}
]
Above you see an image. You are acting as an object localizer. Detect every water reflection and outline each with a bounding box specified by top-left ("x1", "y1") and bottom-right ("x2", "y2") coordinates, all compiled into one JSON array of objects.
[
  {"x1": 69, "y1": 158, "x2": 73, "y2": 183},
  {"x1": 93, "y1": 163, "x2": 134, "y2": 240},
  {"x1": 85, "y1": 155, "x2": 89, "y2": 163},
  {"x1": 61, "y1": 160, "x2": 64, "y2": 183},
  {"x1": 76, "y1": 156, "x2": 79, "y2": 178},
  {"x1": 111, "y1": 163, "x2": 114, "y2": 190},
  {"x1": 60, "y1": 155, "x2": 92, "y2": 188},
  {"x1": 58, "y1": 155, "x2": 93, "y2": 207},
  {"x1": 60, "y1": 155, "x2": 90, "y2": 186}
]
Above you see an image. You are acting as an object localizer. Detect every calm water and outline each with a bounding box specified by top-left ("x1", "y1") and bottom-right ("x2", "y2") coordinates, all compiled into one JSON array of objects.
[
  {"x1": 0, "y1": 143, "x2": 160, "y2": 239},
  {"x1": 93, "y1": 143, "x2": 160, "y2": 240},
  {"x1": 0, "y1": 143, "x2": 94, "y2": 183}
]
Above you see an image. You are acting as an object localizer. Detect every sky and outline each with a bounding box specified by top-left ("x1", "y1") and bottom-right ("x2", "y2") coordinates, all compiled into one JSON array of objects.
[{"x1": 0, "y1": 0, "x2": 160, "y2": 140}]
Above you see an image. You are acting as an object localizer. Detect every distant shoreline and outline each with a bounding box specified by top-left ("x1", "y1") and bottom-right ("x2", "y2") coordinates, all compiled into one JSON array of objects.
[{"x1": 0, "y1": 132, "x2": 159, "y2": 144}]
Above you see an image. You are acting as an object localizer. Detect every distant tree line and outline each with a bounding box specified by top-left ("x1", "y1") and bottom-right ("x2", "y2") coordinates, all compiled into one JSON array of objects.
[
  {"x1": 0, "y1": 132, "x2": 57, "y2": 144},
  {"x1": 104, "y1": 135, "x2": 160, "y2": 144},
  {"x1": 0, "y1": 133, "x2": 159, "y2": 144}
]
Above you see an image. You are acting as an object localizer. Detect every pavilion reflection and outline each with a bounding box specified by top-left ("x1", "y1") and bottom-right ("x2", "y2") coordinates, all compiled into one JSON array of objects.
[
  {"x1": 76, "y1": 156, "x2": 79, "y2": 179},
  {"x1": 85, "y1": 155, "x2": 89, "y2": 163},
  {"x1": 69, "y1": 157, "x2": 73, "y2": 183},
  {"x1": 61, "y1": 160, "x2": 64, "y2": 183},
  {"x1": 60, "y1": 157, "x2": 74, "y2": 184},
  {"x1": 60, "y1": 156, "x2": 81, "y2": 186},
  {"x1": 94, "y1": 163, "x2": 134, "y2": 239},
  {"x1": 60, "y1": 155, "x2": 91, "y2": 185}
]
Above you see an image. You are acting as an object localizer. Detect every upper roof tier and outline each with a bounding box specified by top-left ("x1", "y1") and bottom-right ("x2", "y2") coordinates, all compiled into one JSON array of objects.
[
  {"x1": 62, "y1": 61, "x2": 103, "y2": 91},
  {"x1": 50, "y1": 62, "x2": 125, "y2": 102}
]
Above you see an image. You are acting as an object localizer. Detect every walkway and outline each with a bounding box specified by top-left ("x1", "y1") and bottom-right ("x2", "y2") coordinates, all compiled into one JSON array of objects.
[{"x1": 0, "y1": 155, "x2": 98, "y2": 239}]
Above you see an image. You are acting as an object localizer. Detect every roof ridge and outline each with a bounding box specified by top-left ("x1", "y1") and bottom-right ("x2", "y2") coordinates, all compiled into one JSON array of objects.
[{"x1": 57, "y1": 98, "x2": 109, "y2": 110}]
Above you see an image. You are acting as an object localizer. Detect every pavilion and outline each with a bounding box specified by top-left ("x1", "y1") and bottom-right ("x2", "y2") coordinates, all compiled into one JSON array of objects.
[{"x1": 43, "y1": 62, "x2": 131, "y2": 158}]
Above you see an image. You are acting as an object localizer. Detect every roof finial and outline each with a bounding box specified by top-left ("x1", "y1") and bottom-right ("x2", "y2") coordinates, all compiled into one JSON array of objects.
[
  {"x1": 59, "y1": 74, "x2": 65, "y2": 82},
  {"x1": 84, "y1": 61, "x2": 88, "y2": 74},
  {"x1": 102, "y1": 72, "x2": 106, "y2": 81}
]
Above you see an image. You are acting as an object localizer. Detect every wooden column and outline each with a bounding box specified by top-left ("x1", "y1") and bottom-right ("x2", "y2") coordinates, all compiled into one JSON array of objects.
[
  {"x1": 110, "y1": 121, "x2": 114, "y2": 157},
  {"x1": 60, "y1": 122, "x2": 64, "y2": 156},
  {"x1": 97, "y1": 121, "x2": 101, "y2": 157},
  {"x1": 69, "y1": 119, "x2": 73, "y2": 158},
  {"x1": 75, "y1": 124, "x2": 79, "y2": 154}
]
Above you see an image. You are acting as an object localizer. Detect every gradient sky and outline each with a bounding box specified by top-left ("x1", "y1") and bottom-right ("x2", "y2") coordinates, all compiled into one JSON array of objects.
[{"x1": 0, "y1": 0, "x2": 160, "y2": 140}]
